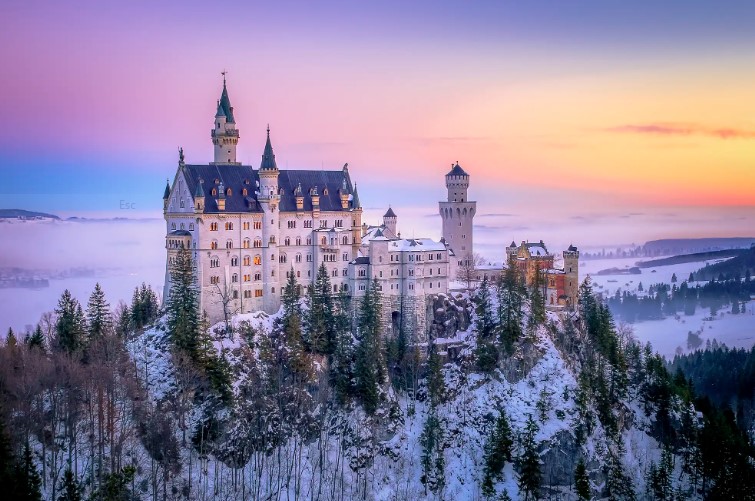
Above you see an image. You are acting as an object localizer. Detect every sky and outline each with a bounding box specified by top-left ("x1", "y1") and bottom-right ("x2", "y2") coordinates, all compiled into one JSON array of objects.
[{"x1": 0, "y1": 0, "x2": 754, "y2": 237}]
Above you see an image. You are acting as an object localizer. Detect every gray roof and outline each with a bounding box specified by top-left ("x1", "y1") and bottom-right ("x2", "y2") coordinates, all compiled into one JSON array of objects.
[
  {"x1": 168, "y1": 230, "x2": 191, "y2": 236},
  {"x1": 446, "y1": 162, "x2": 468, "y2": 177},
  {"x1": 217, "y1": 80, "x2": 235, "y2": 123},
  {"x1": 181, "y1": 163, "x2": 356, "y2": 214},
  {"x1": 353, "y1": 256, "x2": 370, "y2": 265},
  {"x1": 352, "y1": 183, "x2": 361, "y2": 209},
  {"x1": 163, "y1": 180, "x2": 171, "y2": 199},
  {"x1": 260, "y1": 127, "x2": 278, "y2": 171},
  {"x1": 384, "y1": 207, "x2": 397, "y2": 218}
]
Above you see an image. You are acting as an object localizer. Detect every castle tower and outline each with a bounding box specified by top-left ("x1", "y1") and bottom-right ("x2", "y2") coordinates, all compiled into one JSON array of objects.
[
  {"x1": 383, "y1": 207, "x2": 397, "y2": 237},
  {"x1": 563, "y1": 245, "x2": 580, "y2": 308},
  {"x1": 258, "y1": 126, "x2": 280, "y2": 312},
  {"x1": 211, "y1": 75, "x2": 240, "y2": 164},
  {"x1": 439, "y1": 162, "x2": 476, "y2": 276}
]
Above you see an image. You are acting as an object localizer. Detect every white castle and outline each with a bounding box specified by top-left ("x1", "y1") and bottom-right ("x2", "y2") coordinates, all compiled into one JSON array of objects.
[{"x1": 162, "y1": 78, "x2": 478, "y2": 337}]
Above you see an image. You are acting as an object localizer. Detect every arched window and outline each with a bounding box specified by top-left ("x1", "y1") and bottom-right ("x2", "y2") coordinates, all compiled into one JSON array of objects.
[
  {"x1": 254, "y1": 238, "x2": 262, "y2": 248},
  {"x1": 211, "y1": 240, "x2": 218, "y2": 250},
  {"x1": 254, "y1": 255, "x2": 261, "y2": 265},
  {"x1": 226, "y1": 240, "x2": 233, "y2": 249},
  {"x1": 285, "y1": 237, "x2": 290, "y2": 246},
  {"x1": 296, "y1": 253, "x2": 302, "y2": 263},
  {"x1": 231, "y1": 257, "x2": 238, "y2": 266},
  {"x1": 243, "y1": 238, "x2": 250, "y2": 249},
  {"x1": 242, "y1": 188, "x2": 248, "y2": 196},
  {"x1": 243, "y1": 255, "x2": 250, "y2": 266},
  {"x1": 171, "y1": 223, "x2": 176, "y2": 230},
  {"x1": 232, "y1": 273, "x2": 238, "y2": 283},
  {"x1": 296, "y1": 237, "x2": 301, "y2": 245},
  {"x1": 211, "y1": 188, "x2": 217, "y2": 196},
  {"x1": 342, "y1": 236, "x2": 348, "y2": 245},
  {"x1": 189, "y1": 223, "x2": 194, "y2": 231},
  {"x1": 321, "y1": 236, "x2": 327, "y2": 245}
]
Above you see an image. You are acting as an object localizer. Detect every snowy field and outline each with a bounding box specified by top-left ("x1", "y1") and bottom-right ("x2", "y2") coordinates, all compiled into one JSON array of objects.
[{"x1": 582, "y1": 256, "x2": 755, "y2": 358}]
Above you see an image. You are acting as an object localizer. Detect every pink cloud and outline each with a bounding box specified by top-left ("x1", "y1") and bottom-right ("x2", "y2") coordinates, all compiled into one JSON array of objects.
[{"x1": 606, "y1": 123, "x2": 755, "y2": 139}]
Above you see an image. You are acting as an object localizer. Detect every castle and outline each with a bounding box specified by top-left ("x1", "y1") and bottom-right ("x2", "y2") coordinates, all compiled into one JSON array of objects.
[
  {"x1": 162, "y1": 78, "x2": 578, "y2": 335},
  {"x1": 162, "y1": 79, "x2": 464, "y2": 335},
  {"x1": 505, "y1": 241, "x2": 579, "y2": 308}
]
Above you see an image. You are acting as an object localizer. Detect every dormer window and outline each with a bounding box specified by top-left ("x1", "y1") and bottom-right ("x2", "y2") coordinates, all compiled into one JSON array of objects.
[
  {"x1": 323, "y1": 187, "x2": 329, "y2": 196},
  {"x1": 242, "y1": 188, "x2": 248, "y2": 196},
  {"x1": 226, "y1": 188, "x2": 232, "y2": 196},
  {"x1": 211, "y1": 188, "x2": 217, "y2": 196}
]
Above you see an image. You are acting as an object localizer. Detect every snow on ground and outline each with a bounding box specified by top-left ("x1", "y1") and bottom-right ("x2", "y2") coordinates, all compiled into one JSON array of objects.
[
  {"x1": 582, "y1": 256, "x2": 731, "y2": 299},
  {"x1": 632, "y1": 306, "x2": 755, "y2": 359}
]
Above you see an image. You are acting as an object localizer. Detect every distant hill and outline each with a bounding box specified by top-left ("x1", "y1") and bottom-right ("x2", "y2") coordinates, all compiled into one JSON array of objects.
[
  {"x1": 643, "y1": 237, "x2": 755, "y2": 256},
  {"x1": 637, "y1": 249, "x2": 745, "y2": 268},
  {"x1": 693, "y1": 245, "x2": 755, "y2": 281},
  {"x1": 0, "y1": 209, "x2": 59, "y2": 220}
]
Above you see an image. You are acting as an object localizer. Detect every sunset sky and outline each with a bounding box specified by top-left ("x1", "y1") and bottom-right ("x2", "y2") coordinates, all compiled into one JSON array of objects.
[{"x1": 1, "y1": 1, "x2": 753, "y2": 236}]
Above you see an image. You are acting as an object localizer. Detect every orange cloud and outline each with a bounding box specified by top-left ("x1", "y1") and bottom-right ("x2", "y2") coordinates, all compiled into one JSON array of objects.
[{"x1": 606, "y1": 123, "x2": 755, "y2": 139}]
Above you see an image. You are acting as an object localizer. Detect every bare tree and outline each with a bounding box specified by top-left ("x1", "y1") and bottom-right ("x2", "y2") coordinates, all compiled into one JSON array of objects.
[
  {"x1": 212, "y1": 277, "x2": 240, "y2": 336},
  {"x1": 456, "y1": 252, "x2": 485, "y2": 290}
]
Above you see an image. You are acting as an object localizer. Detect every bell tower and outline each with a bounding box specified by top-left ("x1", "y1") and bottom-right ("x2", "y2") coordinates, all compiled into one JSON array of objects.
[
  {"x1": 211, "y1": 73, "x2": 240, "y2": 164},
  {"x1": 439, "y1": 162, "x2": 476, "y2": 275}
]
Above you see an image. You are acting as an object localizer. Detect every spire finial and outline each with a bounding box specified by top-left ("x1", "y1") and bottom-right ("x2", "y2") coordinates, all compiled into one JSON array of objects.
[
  {"x1": 221, "y1": 69, "x2": 227, "y2": 85},
  {"x1": 267, "y1": 123, "x2": 270, "y2": 137}
]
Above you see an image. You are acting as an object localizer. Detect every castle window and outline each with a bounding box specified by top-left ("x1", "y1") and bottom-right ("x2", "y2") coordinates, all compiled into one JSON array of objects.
[
  {"x1": 284, "y1": 237, "x2": 290, "y2": 246},
  {"x1": 379, "y1": 256, "x2": 383, "y2": 263},
  {"x1": 226, "y1": 240, "x2": 233, "y2": 249},
  {"x1": 335, "y1": 219, "x2": 343, "y2": 228},
  {"x1": 244, "y1": 290, "x2": 251, "y2": 298},
  {"x1": 243, "y1": 222, "x2": 250, "y2": 230},
  {"x1": 332, "y1": 269, "x2": 337, "y2": 277},
  {"x1": 225, "y1": 222, "x2": 233, "y2": 230},
  {"x1": 307, "y1": 237, "x2": 312, "y2": 245},
  {"x1": 342, "y1": 253, "x2": 348, "y2": 261},
  {"x1": 296, "y1": 237, "x2": 301, "y2": 245},
  {"x1": 210, "y1": 276, "x2": 219, "y2": 285},
  {"x1": 189, "y1": 223, "x2": 194, "y2": 231},
  {"x1": 279, "y1": 254, "x2": 287, "y2": 263},
  {"x1": 271, "y1": 287, "x2": 276, "y2": 294},
  {"x1": 297, "y1": 271, "x2": 301, "y2": 278},
  {"x1": 243, "y1": 256, "x2": 250, "y2": 266},
  {"x1": 242, "y1": 188, "x2": 248, "y2": 196},
  {"x1": 296, "y1": 253, "x2": 302, "y2": 263},
  {"x1": 210, "y1": 222, "x2": 218, "y2": 231},
  {"x1": 243, "y1": 239, "x2": 250, "y2": 249},
  {"x1": 254, "y1": 221, "x2": 262, "y2": 230},
  {"x1": 210, "y1": 257, "x2": 219, "y2": 268},
  {"x1": 254, "y1": 255, "x2": 261, "y2": 265},
  {"x1": 343, "y1": 284, "x2": 349, "y2": 291},
  {"x1": 379, "y1": 271, "x2": 383, "y2": 277},
  {"x1": 321, "y1": 236, "x2": 327, "y2": 245},
  {"x1": 253, "y1": 238, "x2": 262, "y2": 248},
  {"x1": 232, "y1": 274, "x2": 238, "y2": 283},
  {"x1": 231, "y1": 257, "x2": 238, "y2": 266},
  {"x1": 180, "y1": 199, "x2": 184, "y2": 208},
  {"x1": 438, "y1": 268, "x2": 441, "y2": 274},
  {"x1": 255, "y1": 289, "x2": 263, "y2": 297},
  {"x1": 342, "y1": 236, "x2": 348, "y2": 245},
  {"x1": 304, "y1": 220, "x2": 313, "y2": 228},
  {"x1": 211, "y1": 241, "x2": 218, "y2": 250},
  {"x1": 212, "y1": 188, "x2": 217, "y2": 196},
  {"x1": 288, "y1": 221, "x2": 296, "y2": 229},
  {"x1": 306, "y1": 254, "x2": 312, "y2": 262},
  {"x1": 171, "y1": 223, "x2": 176, "y2": 230},
  {"x1": 320, "y1": 220, "x2": 327, "y2": 228},
  {"x1": 343, "y1": 269, "x2": 347, "y2": 276},
  {"x1": 254, "y1": 273, "x2": 261, "y2": 281}
]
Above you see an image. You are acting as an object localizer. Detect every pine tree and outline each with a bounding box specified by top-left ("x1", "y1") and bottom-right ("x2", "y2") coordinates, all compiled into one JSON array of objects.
[
  {"x1": 689, "y1": 272, "x2": 695, "y2": 283},
  {"x1": 55, "y1": 289, "x2": 87, "y2": 354},
  {"x1": 496, "y1": 264, "x2": 524, "y2": 352},
  {"x1": 305, "y1": 263, "x2": 336, "y2": 354},
  {"x1": 426, "y1": 341, "x2": 445, "y2": 408},
  {"x1": 420, "y1": 412, "x2": 445, "y2": 493},
  {"x1": 574, "y1": 458, "x2": 590, "y2": 500},
  {"x1": 354, "y1": 278, "x2": 384, "y2": 414},
  {"x1": 6, "y1": 328, "x2": 17, "y2": 347},
  {"x1": 517, "y1": 415, "x2": 541, "y2": 501},
  {"x1": 529, "y1": 268, "x2": 546, "y2": 328},
  {"x1": 13, "y1": 443, "x2": 42, "y2": 501},
  {"x1": 482, "y1": 408, "x2": 514, "y2": 496},
  {"x1": 474, "y1": 276, "x2": 495, "y2": 339},
  {"x1": 167, "y1": 246, "x2": 201, "y2": 357},
  {"x1": 27, "y1": 325, "x2": 44, "y2": 351},
  {"x1": 0, "y1": 414, "x2": 16, "y2": 492},
  {"x1": 671, "y1": 272, "x2": 678, "y2": 283},
  {"x1": 638, "y1": 282, "x2": 644, "y2": 292},
  {"x1": 57, "y1": 466, "x2": 81, "y2": 501},
  {"x1": 86, "y1": 282, "x2": 112, "y2": 341}
]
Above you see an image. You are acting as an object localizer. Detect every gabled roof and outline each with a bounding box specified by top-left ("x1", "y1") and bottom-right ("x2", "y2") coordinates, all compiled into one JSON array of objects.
[
  {"x1": 446, "y1": 162, "x2": 468, "y2": 177},
  {"x1": 384, "y1": 207, "x2": 397, "y2": 218}
]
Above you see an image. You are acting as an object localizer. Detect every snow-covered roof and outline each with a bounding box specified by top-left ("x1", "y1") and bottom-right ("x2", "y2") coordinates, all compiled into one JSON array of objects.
[
  {"x1": 527, "y1": 245, "x2": 549, "y2": 256},
  {"x1": 389, "y1": 238, "x2": 446, "y2": 252}
]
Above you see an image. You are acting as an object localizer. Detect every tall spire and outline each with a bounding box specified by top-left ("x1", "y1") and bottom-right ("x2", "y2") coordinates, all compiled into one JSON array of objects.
[
  {"x1": 260, "y1": 125, "x2": 278, "y2": 171},
  {"x1": 217, "y1": 73, "x2": 235, "y2": 123},
  {"x1": 352, "y1": 183, "x2": 361, "y2": 209}
]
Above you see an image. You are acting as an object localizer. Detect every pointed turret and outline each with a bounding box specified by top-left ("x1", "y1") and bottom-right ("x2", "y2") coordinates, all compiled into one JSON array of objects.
[
  {"x1": 211, "y1": 74, "x2": 239, "y2": 164},
  {"x1": 352, "y1": 183, "x2": 361, "y2": 209},
  {"x1": 194, "y1": 179, "x2": 205, "y2": 213},
  {"x1": 259, "y1": 125, "x2": 278, "y2": 171},
  {"x1": 383, "y1": 206, "x2": 397, "y2": 237},
  {"x1": 163, "y1": 179, "x2": 171, "y2": 200}
]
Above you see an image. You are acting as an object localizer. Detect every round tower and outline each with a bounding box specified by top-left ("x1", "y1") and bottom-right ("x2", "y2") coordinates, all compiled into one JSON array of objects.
[{"x1": 439, "y1": 162, "x2": 477, "y2": 274}]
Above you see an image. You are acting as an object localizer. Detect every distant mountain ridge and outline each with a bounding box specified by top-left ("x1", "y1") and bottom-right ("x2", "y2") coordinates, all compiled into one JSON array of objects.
[
  {"x1": 643, "y1": 237, "x2": 755, "y2": 256},
  {"x1": 0, "y1": 209, "x2": 60, "y2": 220}
]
